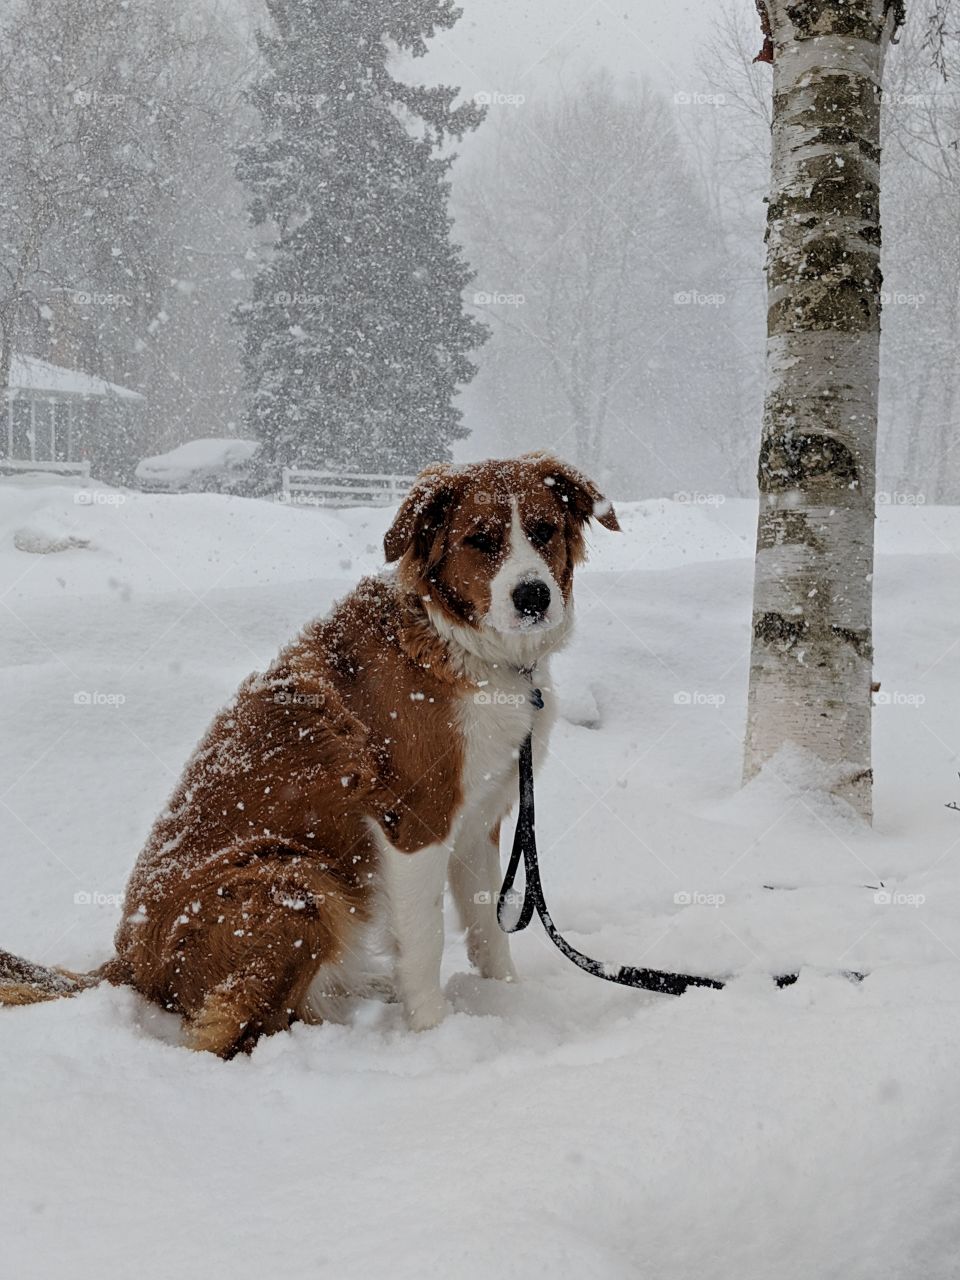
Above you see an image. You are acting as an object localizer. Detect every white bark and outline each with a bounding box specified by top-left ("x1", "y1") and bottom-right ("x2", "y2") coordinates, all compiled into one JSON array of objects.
[{"x1": 743, "y1": 1, "x2": 900, "y2": 821}]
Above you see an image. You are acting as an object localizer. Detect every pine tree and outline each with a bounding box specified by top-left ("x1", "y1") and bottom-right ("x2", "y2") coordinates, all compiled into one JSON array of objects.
[{"x1": 235, "y1": 0, "x2": 487, "y2": 478}]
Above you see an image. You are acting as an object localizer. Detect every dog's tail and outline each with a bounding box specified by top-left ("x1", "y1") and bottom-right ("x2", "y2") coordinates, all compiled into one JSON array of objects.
[{"x1": 0, "y1": 948, "x2": 125, "y2": 1006}]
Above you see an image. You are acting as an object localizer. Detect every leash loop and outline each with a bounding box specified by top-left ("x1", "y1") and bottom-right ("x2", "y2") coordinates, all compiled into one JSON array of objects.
[
  {"x1": 498, "y1": 683, "x2": 862, "y2": 994},
  {"x1": 497, "y1": 731, "x2": 725, "y2": 995}
]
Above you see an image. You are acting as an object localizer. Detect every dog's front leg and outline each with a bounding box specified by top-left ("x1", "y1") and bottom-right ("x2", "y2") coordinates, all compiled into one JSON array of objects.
[
  {"x1": 381, "y1": 840, "x2": 450, "y2": 1031},
  {"x1": 449, "y1": 818, "x2": 518, "y2": 982}
]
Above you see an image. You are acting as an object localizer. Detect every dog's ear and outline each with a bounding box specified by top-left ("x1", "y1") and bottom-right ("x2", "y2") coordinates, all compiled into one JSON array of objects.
[
  {"x1": 384, "y1": 464, "x2": 464, "y2": 565},
  {"x1": 526, "y1": 453, "x2": 620, "y2": 532}
]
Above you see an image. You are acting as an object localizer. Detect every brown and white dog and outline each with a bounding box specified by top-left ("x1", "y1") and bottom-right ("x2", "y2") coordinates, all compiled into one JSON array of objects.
[{"x1": 0, "y1": 453, "x2": 618, "y2": 1055}]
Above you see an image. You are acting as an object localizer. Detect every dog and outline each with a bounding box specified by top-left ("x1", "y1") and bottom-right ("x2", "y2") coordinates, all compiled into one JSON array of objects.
[{"x1": 0, "y1": 453, "x2": 618, "y2": 1055}]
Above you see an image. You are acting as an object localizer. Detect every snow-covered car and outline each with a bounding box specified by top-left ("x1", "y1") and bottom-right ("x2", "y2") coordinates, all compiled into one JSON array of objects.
[{"x1": 135, "y1": 438, "x2": 260, "y2": 494}]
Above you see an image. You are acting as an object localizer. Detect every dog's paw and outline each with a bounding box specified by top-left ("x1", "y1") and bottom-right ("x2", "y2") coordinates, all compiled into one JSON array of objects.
[
  {"x1": 479, "y1": 959, "x2": 519, "y2": 982},
  {"x1": 467, "y1": 932, "x2": 518, "y2": 983},
  {"x1": 360, "y1": 974, "x2": 399, "y2": 1004},
  {"x1": 468, "y1": 939, "x2": 519, "y2": 983},
  {"x1": 406, "y1": 992, "x2": 450, "y2": 1032}
]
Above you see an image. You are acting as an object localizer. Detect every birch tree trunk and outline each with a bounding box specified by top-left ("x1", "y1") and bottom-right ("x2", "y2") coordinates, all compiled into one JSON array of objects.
[{"x1": 744, "y1": 1, "x2": 903, "y2": 821}]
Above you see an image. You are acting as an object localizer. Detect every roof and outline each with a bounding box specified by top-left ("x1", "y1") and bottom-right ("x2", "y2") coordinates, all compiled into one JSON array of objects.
[{"x1": 6, "y1": 354, "x2": 144, "y2": 403}]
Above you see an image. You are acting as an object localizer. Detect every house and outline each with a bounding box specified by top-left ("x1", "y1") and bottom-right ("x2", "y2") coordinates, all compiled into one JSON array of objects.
[{"x1": 1, "y1": 354, "x2": 145, "y2": 481}]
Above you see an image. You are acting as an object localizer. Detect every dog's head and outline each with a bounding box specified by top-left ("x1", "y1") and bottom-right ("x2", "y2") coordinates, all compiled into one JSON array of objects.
[{"x1": 384, "y1": 452, "x2": 619, "y2": 665}]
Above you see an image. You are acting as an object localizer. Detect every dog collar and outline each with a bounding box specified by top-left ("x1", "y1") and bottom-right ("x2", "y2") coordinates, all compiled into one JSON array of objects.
[{"x1": 517, "y1": 665, "x2": 544, "y2": 710}]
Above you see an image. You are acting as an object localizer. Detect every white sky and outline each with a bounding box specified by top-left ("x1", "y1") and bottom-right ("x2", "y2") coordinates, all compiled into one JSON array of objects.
[
  {"x1": 223, "y1": 0, "x2": 759, "y2": 126},
  {"x1": 417, "y1": 0, "x2": 739, "y2": 106}
]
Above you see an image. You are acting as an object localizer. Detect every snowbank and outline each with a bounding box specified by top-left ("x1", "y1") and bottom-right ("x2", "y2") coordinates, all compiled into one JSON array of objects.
[{"x1": 2, "y1": 477, "x2": 960, "y2": 1278}]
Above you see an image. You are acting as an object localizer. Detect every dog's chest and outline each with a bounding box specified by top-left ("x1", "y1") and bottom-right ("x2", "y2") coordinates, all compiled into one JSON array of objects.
[{"x1": 455, "y1": 670, "x2": 544, "y2": 819}]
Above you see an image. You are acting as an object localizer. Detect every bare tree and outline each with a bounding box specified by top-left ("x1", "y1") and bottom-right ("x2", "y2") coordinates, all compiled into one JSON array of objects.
[
  {"x1": 700, "y1": 1, "x2": 960, "y2": 507},
  {"x1": 743, "y1": 1, "x2": 904, "y2": 821},
  {"x1": 0, "y1": 27, "x2": 86, "y2": 391},
  {"x1": 879, "y1": 2, "x2": 960, "y2": 500},
  {"x1": 457, "y1": 73, "x2": 745, "y2": 498},
  {"x1": 0, "y1": 0, "x2": 256, "y2": 466}
]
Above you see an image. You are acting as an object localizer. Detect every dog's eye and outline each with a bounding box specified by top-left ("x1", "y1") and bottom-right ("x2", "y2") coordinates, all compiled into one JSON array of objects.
[
  {"x1": 465, "y1": 530, "x2": 500, "y2": 555},
  {"x1": 528, "y1": 521, "x2": 556, "y2": 548}
]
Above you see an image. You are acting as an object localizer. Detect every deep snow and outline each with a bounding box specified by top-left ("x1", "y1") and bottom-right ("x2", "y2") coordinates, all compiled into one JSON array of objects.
[{"x1": 2, "y1": 476, "x2": 960, "y2": 1279}]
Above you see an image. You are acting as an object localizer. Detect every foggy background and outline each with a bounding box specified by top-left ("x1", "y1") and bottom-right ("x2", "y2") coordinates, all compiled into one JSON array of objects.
[{"x1": 2, "y1": 0, "x2": 954, "y2": 501}]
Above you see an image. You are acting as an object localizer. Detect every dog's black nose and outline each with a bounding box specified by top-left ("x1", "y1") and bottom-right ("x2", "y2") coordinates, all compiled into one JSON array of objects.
[{"x1": 512, "y1": 579, "x2": 551, "y2": 619}]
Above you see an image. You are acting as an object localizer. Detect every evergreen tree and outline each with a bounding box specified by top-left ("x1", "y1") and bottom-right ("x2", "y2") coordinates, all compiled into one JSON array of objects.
[{"x1": 235, "y1": 0, "x2": 487, "y2": 478}]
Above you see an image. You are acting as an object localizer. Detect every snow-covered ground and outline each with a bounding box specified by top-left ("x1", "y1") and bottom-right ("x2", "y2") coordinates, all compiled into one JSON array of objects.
[{"x1": 2, "y1": 475, "x2": 960, "y2": 1279}]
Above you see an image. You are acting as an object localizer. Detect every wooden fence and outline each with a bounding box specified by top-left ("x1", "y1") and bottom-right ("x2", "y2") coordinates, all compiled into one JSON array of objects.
[
  {"x1": 0, "y1": 458, "x2": 90, "y2": 479},
  {"x1": 281, "y1": 469, "x2": 415, "y2": 508}
]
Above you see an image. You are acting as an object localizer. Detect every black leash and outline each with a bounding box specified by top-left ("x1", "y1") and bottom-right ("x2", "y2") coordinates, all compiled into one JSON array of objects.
[
  {"x1": 494, "y1": 681, "x2": 852, "y2": 994},
  {"x1": 497, "y1": 731, "x2": 737, "y2": 995}
]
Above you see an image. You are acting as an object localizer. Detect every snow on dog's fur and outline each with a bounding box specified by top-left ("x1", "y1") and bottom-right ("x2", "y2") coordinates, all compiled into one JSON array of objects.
[{"x1": 0, "y1": 453, "x2": 618, "y2": 1055}]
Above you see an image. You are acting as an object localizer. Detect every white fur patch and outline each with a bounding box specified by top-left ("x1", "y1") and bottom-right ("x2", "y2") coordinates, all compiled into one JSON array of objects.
[
  {"x1": 485, "y1": 499, "x2": 564, "y2": 636},
  {"x1": 369, "y1": 493, "x2": 575, "y2": 1030},
  {"x1": 376, "y1": 830, "x2": 451, "y2": 1031}
]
